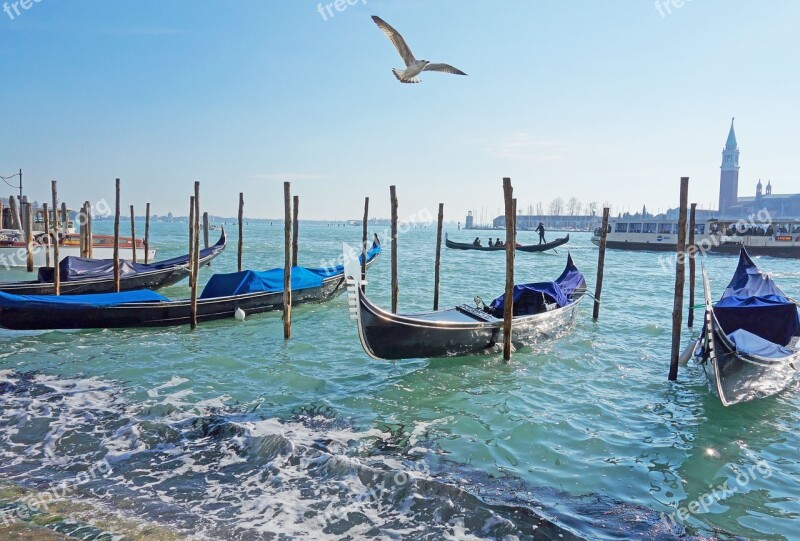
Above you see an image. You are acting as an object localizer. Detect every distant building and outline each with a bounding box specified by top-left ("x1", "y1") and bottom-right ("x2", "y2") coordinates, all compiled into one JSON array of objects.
[
  {"x1": 717, "y1": 119, "x2": 800, "y2": 218},
  {"x1": 493, "y1": 214, "x2": 600, "y2": 231},
  {"x1": 464, "y1": 211, "x2": 474, "y2": 229}
]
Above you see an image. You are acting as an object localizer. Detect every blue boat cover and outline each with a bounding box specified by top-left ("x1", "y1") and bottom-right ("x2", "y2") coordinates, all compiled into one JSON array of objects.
[
  {"x1": 200, "y1": 266, "x2": 323, "y2": 299},
  {"x1": 727, "y1": 329, "x2": 795, "y2": 359},
  {"x1": 305, "y1": 242, "x2": 382, "y2": 278},
  {"x1": 0, "y1": 289, "x2": 168, "y2": 309},
  {"x1": 488, "y1": 254, "x2": 584, "y2": 316},
  {"x1": 199, "y1": 241, "x2": 380, "y2": 299},
  {"x1": 36, "y1": 233, "x2": 225, "y2": 282},
  {"x1": 711, "y1": 248, "x2": 800, "y2": 347}
]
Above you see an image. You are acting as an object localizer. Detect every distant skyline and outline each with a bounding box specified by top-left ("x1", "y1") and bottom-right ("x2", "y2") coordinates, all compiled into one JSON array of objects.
[{"x1": 2, "y1": 1, "x2": 799, "y2": 220}]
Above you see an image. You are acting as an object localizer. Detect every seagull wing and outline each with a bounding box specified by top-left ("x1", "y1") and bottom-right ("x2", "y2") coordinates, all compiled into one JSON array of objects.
[
  {"x1": 371, "y1": 15, "x2": 416, "y2": 67},
  {"x1": 423, "y1": 63, "x2": 468, "y2": 76}
]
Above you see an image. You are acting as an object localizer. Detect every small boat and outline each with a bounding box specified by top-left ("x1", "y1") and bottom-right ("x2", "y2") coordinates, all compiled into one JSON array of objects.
[
  {"x1": 0, "y1": 240, "x2": 381, "y2": 330},
  {"x1": 0, "y1": 230, "x2": 227, "y2": 296},
  {"x1": 445, "y1": 233, "x2": 569, "y2": 253},
  {"x1": 343, "y1": 244, "x2": 586, "y2": 360},
  {"x1": 694, "y1": 248, "x2": 800, "y2": 406}
]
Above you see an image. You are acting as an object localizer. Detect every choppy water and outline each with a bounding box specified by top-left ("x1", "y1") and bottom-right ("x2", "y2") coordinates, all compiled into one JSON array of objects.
[{"x1": 1, "y1": 222, "x2": 798, "y2": 540}]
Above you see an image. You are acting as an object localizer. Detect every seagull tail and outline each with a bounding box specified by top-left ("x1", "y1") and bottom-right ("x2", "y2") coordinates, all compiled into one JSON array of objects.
[{"x1": 392, "y1": 68, "x2": 420, "y2": 84}]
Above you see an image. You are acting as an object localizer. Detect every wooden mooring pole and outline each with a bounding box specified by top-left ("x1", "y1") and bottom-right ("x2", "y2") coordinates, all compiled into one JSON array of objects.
[
  {"x1": 8, "y1": 195, "x2": 21, "y2": 231},
  {"x1": 79, "y1": 204, "x2": 86, "y2": 258},
  {"x1": 503, "y1": 178, "x2": 515, "y2": 362},
  {"x1": 113, "y1": 179, "x2": 121, "y2": 292},
  {"x1": 433, "y1": 202, "x2": 444, "y2": 310},
  {"x1": 361, "y1": 196, "x2": 369, "y2": 292},
  {"x1": 130, "y1": 205, "x2": 137, "y2": 263},
  {"x1": 687, "y1": 203, "x2": 697, "y2": 328},
  {"x1": 24, "y1": 202, "x2": 34, "y2": 272},
  {"x1": 203, "y1": 211, "x2": 209, "y2": 250},
  {"x1": 190, "y1": 182, "x2": 200, "y2": 330},
  {"x1": 144, "y1": 202, "x2": 151, "y2": 264},
  {"x1": 291, "y1": 195, "x2": 299, "y2": 267},
  {"x1": 593, "y1": 207, "x2": 610, "y2": 320},
  {"x1": 283, "y1": 182, "x2": 292, "y2": 339},
  {"x1": 84, "y1": 201, "x2": 93, "y2": 259},
  {"x1": 237, "y1": 192, "x2": 244, "y2": 272},
  {"x1": 390, "y1": 185, "x2": 398, "y2": 313},
  {"x1": 188, "y1": 195, "x2": 195, "y2": 288},
  {"x1": 51, "y1": 181, "x2": 60, "y2": 295},
  {"x1": 669, "y1": 177, "x2": 690, "y2": 381},
  {"x1": 42, "y1": 203, "x2": 51, "y2": 267}
]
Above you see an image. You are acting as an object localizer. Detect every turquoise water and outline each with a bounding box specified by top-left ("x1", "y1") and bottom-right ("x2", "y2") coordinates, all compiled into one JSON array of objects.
[{"x1": 1, "y1": 222, "x2": 798, "y2": 540}]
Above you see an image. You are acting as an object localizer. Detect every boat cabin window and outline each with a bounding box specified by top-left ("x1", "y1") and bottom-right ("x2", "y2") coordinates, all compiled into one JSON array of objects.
[
  {"x1": 694, "y1": 224, "x2": 705, "y2": 234},
  {"x1": 643, "y1": 223, "x2": 657, "y2": 234},
  {"x1": 615, "y1": 223, "x2": 628, "y2": 233},
  {"x1": 629, "y1": 223, "x2": 642, "y2": 233},
  {"x1": 657, "y1": 223, "x2": 672, "y2": 234}
]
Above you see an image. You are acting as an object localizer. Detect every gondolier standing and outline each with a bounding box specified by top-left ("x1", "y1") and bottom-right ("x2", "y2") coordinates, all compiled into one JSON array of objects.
[{"x1": 535, "y1": 222, "x2": 546, "y2": 245}]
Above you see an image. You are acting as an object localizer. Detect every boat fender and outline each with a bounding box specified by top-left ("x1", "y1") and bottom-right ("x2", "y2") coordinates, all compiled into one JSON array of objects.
[
  {"x1": 234, "y1": 307, "x2": 246, "y2": 321},
  {"x1": 678, "y1": 339, "x2": 697, "y2": 366}
]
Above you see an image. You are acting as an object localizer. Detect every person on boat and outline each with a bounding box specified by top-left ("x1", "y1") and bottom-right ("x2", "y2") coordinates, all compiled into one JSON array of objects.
[
  {"x1": 488, "y1": 238, "x2": 494, "y2": 247},
  {"x1": 535, "y1": 222, "x2": 546, "y2": 245},
  {"x1": 495, "y1": 237, "x2": 503, "y2": 247},
  {"x1": 473, "y1": 237, "x2": 481, "y2": 247}
]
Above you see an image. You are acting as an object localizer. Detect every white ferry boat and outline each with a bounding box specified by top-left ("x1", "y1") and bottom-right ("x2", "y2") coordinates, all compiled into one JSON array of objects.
[{"x1": 591, "y1": 218, "x2": 800, "y2": 258}]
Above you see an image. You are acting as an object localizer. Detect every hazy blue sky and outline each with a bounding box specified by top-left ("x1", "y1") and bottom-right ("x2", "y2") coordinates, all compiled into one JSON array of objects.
[{"x1": 2, "y1": 1, "x2": 798, "y2": 220}]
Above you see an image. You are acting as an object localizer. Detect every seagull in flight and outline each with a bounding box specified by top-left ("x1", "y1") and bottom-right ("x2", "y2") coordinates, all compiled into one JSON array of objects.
[{"x1": 371, "y1": 15, "x2": 467, "y2": 84}]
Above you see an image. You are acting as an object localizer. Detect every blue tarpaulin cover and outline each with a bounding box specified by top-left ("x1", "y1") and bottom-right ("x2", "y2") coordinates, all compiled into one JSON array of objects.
[
  {"x1": 728, "y1": 329, "x2": 795, "y2": 359},
  {"x1": 0, "y1": 289, "x2": 168, "y2": 309},
  {"x1": 36, "y1": 233, "x2": 225, "y2": 282},
  {"x1": 488, "y1": 254, "x2": 584, "y2": 316},
  {"x1": 200, "y1": 267, "x2": 323, "y2": 299},
  {"x1": 201, "y1": 240, "x2": 380, "y2": 298},
  {"x1": 711, "y1": 249, "x2": 800, "y2": 347}
]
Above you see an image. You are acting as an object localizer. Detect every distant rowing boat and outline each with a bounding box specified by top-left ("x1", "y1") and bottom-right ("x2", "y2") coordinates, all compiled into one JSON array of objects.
[{"x1": 445, "y1": 233, "x2": 569, "y2": 253}]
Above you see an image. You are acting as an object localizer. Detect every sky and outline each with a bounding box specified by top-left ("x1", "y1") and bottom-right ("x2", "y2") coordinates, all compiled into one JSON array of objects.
[{"x1": 2, "y1": 0, "x2": 799, "y2": 221}]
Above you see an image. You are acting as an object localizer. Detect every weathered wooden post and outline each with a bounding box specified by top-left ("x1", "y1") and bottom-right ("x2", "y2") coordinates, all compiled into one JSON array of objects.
[
  {"x1": 291, "y1": 195, "x2": 299, "y2": 267},
  {"x1": 433, "y1": 203, "x2": 444, "y2": 310},
  {"x1": 687, "y1": 203, "x2": 697, "y2": 328},
  {"x1": 78, "y1": 204, "x2": 86, "y2": 258},
  {"x1": 237, "y1": 192, "x2": 244, "y2": 272},
  {"x1": 190, "y1": 182, "x2": 200, "y2": 330},
  {"x1": 669, "y1": 177, "x2": 690, "y2": 381},
  {"x1": 144, "y1": 202, "x2": 151, "y2": 264},
  {"x1": 23, "y1": 202, "x2": 34, "y2": 272},
  {"x1": 86, "y1": 200, "x2": 93, "y2": 258},
  {"x1": 61, "y1": 202, "x2": 68, "y2": 238},
  {"x1": 283, "y1": 182, "x2": 292, "y2": 339},
  {"x1": 42, "y1": 203, "x2": 51, "y2": 267},
  {"x1": 113, "y1": 178, "x2": 121, "y2": 293},
  {"x1": 8, "y1": 195, "x2": 21, "y2": 231},
  {"x1": 503, "y1": 178, "x2": 515, "y2": 362},
  {"x1": 129, "y1": 205, "x2": 137, "y2": 263},
  {"x1": 361, "y1": 196, "x2": 369, "y2": 292},
  {"x1": 188, "y1": 195, "x2": 195, "y2": 288},
  {"x1": 203, "y1": 211, "x2": 209, "y2": 250},
  {"x1": 390, "y1": 185, "x2": 398, "y2": 313},
  {"x1": 51, "y1": 181, "x2": 60, "y2": 295},
  {"x1": 593, "y1": 207, "x2": 610, "y2": 320},
  {"x1": 0, "y1": 199, "x2": 4, "y2": 228}
]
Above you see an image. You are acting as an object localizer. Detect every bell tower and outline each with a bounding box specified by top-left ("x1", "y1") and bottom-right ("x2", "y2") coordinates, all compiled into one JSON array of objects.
[{"x1": 718, "y1": 118, "x2": 740, "y2": 215}]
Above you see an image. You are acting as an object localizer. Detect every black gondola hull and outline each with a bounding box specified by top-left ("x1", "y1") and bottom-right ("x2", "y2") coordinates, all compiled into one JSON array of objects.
[
  {"x1": 0, "y1": 231, "x2": 227, "y2": 295},
  {"x1": 445, "y1": 234, "x2": 569, "y2": 252}
]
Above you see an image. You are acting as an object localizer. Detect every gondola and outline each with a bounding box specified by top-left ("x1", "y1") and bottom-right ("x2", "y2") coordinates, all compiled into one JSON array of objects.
[
  {"x1": 0, "y1": 240, "x2": 381, "y2": 330},
  {"x1": 343, "y1": 244, "x2": 586, "y2": 360},
  {"x1": 445, "y1": 233, "x2": 569, "y2": 252},
  {"x1": 694, "y1": 248, "x2": 800, "y2": 406},
  {"x1": 0, "y1": 230, "x2": 227, "y2": 296}
]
